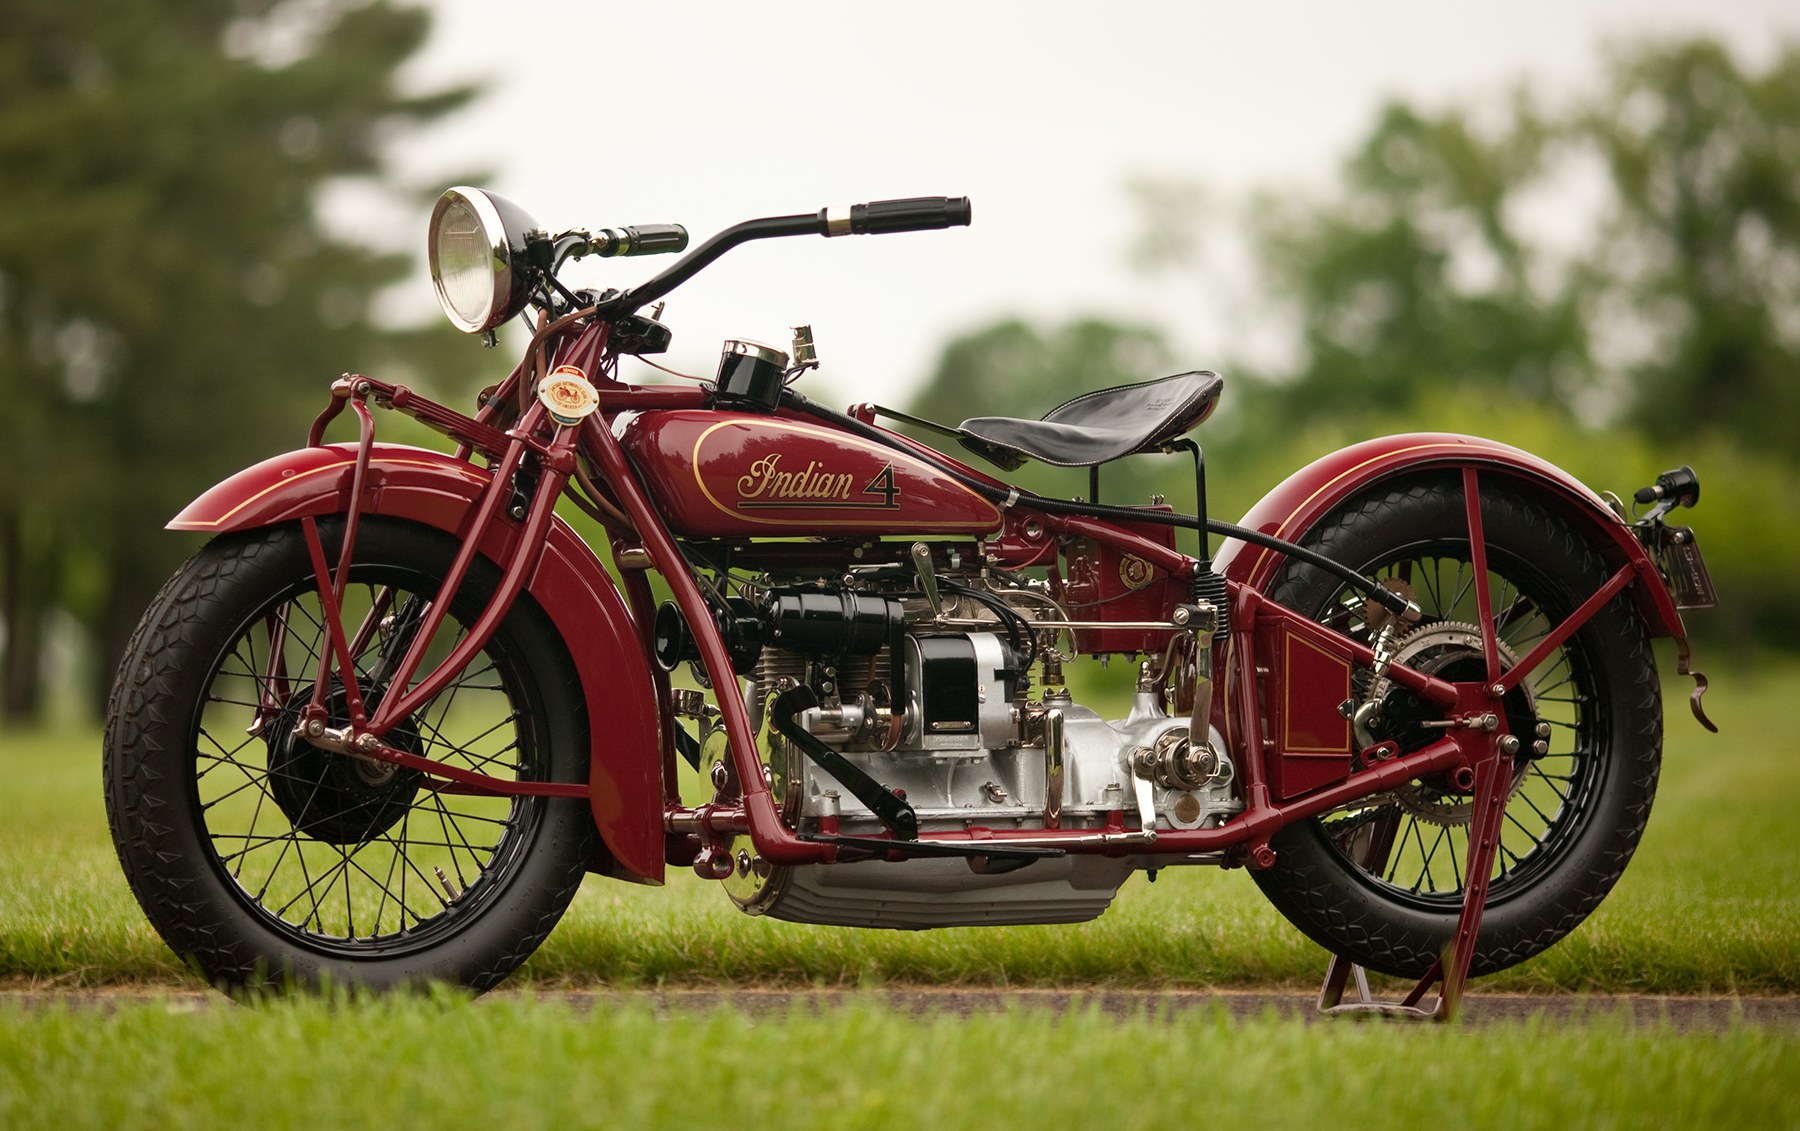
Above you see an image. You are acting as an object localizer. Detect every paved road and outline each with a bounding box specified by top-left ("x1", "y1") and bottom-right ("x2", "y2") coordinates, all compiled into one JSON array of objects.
[{"x1": 7, "y1": 987, "x2": 1797, "y2": 1029}]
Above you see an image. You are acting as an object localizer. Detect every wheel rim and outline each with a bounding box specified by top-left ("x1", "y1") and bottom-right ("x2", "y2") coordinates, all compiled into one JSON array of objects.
[
  {"x1": 1310, "y1": 547, "x2": 1607, "y2": 910},
  {"x1": 188, "y1": 569, "x2": 546, "y2": 956}
]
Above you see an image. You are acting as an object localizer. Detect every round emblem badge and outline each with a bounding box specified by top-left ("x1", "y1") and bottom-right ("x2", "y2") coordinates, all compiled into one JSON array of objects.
[
  {"x1": 1118, "y1": 555, "x2": 1155, "y2": 591},
  {"x1": 538, "y1": 365, "x2": 599, "y2": 425}
]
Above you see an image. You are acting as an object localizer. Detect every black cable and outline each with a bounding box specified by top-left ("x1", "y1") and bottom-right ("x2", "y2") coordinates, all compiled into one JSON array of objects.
[{"x1": 941, "y1": 578, "x2": 1039, "y2": 673}]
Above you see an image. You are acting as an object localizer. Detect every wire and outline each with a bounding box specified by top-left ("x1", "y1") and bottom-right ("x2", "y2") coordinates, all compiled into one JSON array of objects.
[
  {"x1": 629, "y1": 355, "x2": 710, "y2": 383},
  {"x1": 941, "y1": 578, "x2": 1040, "y2": 673},
  {"x1": 782, "y1": 391, "x2": 1416, "y2": 619}
]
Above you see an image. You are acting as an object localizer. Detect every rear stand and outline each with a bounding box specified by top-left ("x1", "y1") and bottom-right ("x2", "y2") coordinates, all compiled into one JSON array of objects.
[{"x1": 1316, "y1": 750, "x2": 1512, "y2": 1021}]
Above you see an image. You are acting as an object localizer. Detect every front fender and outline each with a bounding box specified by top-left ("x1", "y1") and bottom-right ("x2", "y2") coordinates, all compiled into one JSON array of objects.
[
  {"x1": 171, "y1": 444, "x2": 667, "y2": 884},
  {"x1": 1213, "y1": 433, "x2": 1686, "y2": 639}
]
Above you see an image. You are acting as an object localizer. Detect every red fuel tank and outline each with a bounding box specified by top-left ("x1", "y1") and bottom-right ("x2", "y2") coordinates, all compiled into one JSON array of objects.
[{"x1": 615, "y1": 410, "x2": 1004, "y2": 538}]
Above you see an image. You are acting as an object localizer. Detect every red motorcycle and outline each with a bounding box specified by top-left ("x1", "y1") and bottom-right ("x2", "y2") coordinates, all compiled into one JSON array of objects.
[{"x1": 104, "y1": 190, "x2": 1717, "y2": 1016}]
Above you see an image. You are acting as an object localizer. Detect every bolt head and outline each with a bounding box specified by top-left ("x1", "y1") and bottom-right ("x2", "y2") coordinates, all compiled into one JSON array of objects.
[{"x1": 355, "y1": 733, "x2": 379, "y2": 753}]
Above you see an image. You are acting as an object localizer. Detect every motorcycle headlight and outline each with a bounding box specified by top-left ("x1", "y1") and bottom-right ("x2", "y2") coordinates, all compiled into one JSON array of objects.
[{"x1": 427, "y1": 186, "x2": 540, "y2": 334}]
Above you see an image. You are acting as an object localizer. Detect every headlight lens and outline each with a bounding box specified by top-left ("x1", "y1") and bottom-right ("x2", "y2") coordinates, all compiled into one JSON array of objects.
[{"x1": 427, "y1": 187, "x2": 538, "y2": 334}]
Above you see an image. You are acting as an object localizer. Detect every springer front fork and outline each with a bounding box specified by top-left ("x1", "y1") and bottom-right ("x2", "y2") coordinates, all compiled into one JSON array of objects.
[{"x1": 271, "y1": 374, "x2": 590, "y2": 801}]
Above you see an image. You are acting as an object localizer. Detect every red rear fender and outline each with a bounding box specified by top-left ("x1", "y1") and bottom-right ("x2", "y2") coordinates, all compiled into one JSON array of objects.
[
  {"x1": 171, "y1": 444, "x2": 667, "y2": 884},
  {"x1": 1214, "y1": 433, "x2": 1686, "y2": 639}
]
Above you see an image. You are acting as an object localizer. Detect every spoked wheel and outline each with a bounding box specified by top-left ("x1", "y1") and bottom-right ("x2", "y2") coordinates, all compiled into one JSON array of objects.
[
  {"x1": 104, "y1": 518, "x2": 594, "y2": 993},
  {"x1": 1251, "y1": 477, "x2": 1662, "y2": 978}
]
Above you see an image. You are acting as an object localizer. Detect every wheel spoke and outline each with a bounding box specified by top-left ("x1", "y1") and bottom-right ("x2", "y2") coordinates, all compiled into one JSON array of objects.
[
  {"x1": 1308, "y1": 536, "x2": 1613, "y2": 909},
  {"x1": 1528, "y1": 769, "x2": 1575, "y2": 807},
  {"x1": 178, "y1": 559, "x2": 544, "y2": 953}
]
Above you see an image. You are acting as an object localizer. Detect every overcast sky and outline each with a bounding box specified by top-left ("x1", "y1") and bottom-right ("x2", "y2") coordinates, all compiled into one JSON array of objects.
[{"x1": 381, "y1": 1, "x2": 1800, "y2": 408}]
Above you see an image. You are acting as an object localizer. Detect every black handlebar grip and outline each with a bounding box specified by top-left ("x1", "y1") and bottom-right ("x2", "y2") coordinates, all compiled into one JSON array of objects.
[
  {"x1": 595, "y1": 224, "x2": 690, "y2": 257},
  {"x1": 849, "y1": 196, "x2": 973, "y2": 235},
  {"x1": 618, "y1": 224, "x2": 690, "y2": 256}
]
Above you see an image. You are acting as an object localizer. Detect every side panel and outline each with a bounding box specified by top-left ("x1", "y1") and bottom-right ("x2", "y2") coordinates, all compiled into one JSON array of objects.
[
  {"x1": 171, "y1": 444, "x2": 666, "y2": 883},
  {"x1": 1257, "y1": 616, "x2": 1356, "y2": 799},
  {"x1": 1213, "y1": 432, "x2": 1686, "y2": 638},
  {"x1": 616, "y1": 410, "x2": 1004, "y2": 537}
]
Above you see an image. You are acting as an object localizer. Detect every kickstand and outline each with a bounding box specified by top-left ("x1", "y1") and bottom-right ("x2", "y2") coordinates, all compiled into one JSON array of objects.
[{"x1": 1317, "y1": 749, "x2": 1511, "y2": 1021}]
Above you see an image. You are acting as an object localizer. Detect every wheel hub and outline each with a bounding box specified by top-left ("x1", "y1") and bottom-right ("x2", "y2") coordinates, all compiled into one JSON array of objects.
[
  {"x1": 1363, "y1": 621, "x2": 1541, "y2": 826},
  {"x1": 264, "y1": 686, "x2": 425, "y2": 846}
]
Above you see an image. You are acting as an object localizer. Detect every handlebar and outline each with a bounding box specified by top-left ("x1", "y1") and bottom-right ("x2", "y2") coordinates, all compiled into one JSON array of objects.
[
  {"x1": 832, "y1": 196, "x2": 974, "y2": 236},
  {"x1": 602, "y1": 195, "x2": 972, "y2": 317},
  {"x1": 588, "y1": 224, "x2": 691, "y2": 257},
  {"x1": 552, "y1": 223, "x2": 690, "y2": 274}
]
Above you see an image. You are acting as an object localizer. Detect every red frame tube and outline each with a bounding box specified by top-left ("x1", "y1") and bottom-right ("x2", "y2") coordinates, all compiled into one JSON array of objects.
[
  {"x1": 1464, "y1": 467, "x2": 1503, "y2": 686},
  {"x1": 578, "y1": 411, "x2": 835, "y2": 866}
]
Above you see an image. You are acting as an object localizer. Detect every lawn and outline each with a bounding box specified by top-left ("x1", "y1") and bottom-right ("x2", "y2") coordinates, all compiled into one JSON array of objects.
[
  {"x1": 2, "y1": 652, "x2": 1795, "y2": 994},
  {"x1": 3, "y1": 992, "x2": 1796, "y2": 1130},
  {"x1": 2, "y1": 657, "x2": 1795, "y2": 1130}
]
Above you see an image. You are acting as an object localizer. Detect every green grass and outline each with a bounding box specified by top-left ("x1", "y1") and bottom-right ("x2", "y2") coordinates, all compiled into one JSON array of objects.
[
  {"x1": 2, "y1": 664, "x2": 1794, "y2": 1131},
  {"x1": 3, "y1": 656, "x2": 1796, "y2": 993},
  {"x1": 0, "y1": 993, "x2": 1795, "y2": 1130}
]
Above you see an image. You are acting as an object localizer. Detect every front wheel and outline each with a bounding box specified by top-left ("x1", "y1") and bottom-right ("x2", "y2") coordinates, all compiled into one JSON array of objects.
[
  {"x1": 104, "y1": 518, "x2": 594, "y2": 993},
  {"x1": 1250, "y1": 477, "x2": 1662, "y2": 979}
]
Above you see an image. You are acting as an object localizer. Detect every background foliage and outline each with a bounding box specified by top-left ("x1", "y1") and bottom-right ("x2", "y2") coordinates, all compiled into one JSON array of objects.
[
  {"x1": 911, "y1": 37, "x2": 1800, "y2": 657},
  {"x1": 0, "y1": 0, "x2": 477, "y2": 721},
  {"x1": 1, "y1": 28, "x2": 1794, "y2": 725}
]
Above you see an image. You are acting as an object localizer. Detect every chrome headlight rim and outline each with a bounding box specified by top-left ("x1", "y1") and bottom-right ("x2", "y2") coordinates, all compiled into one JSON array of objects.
[{"x1": 428, "y1": 185, "x2": 533, "y2": 335}]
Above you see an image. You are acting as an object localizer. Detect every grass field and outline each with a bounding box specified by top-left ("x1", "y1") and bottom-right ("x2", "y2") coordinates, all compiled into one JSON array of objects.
[
  {"x1": 3, "y1": 993, "x2": 1797, "y2": 1130},
  {"x1": 2, "y1": 658, "x2": 1795, "y2": 1129},
  {"x1": 3, "y1": 653, "x2": 1795, "y2": 994}
]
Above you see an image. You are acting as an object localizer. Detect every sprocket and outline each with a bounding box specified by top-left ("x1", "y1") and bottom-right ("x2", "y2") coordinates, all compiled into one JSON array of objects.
[{"x1": 1360, "y1": 620, "x2": 1538, "y2": 827}]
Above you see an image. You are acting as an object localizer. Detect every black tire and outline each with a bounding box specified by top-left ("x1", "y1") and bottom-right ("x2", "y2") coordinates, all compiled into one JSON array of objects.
[
  {"x1": 104, "y1": 518, "x2": 594, "y2": 993},
  {"x1": 1250, "y1": 477, "x2": 1662, "y2": 978}
]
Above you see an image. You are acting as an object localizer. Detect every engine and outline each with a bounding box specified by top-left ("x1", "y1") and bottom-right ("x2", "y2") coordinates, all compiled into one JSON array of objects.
[{"x1": 666, "y1": 560, "x2": 1242, "y2": 929}]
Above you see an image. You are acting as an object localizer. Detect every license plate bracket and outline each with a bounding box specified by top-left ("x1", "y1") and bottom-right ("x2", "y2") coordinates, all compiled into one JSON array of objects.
[{"x1": 1659, "y1": 525, "x2": 1717, "y2": 610}]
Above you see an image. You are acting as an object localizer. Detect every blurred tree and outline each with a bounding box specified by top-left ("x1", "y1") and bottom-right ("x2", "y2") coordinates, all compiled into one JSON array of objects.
[
  {"x1": 0, "y1": 0, "x2": 474, "y2": 720},
  {"x1": 1586, "y1": 40, "x2": 1800, "y2": 452},
  {"x1": 916, "y1": 37, "x2": 1799, "y2": 652},
  {"x1": 1132, "y1": 37, "x2": 1800, "y2": 458},
  {"x1": 1243, "y1": 97, "x2": 1594, "y2": 423}
]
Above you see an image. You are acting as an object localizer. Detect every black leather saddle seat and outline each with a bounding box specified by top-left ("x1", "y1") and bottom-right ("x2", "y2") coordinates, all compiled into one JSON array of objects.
[{"x1": 955, "y1": 370, "x2": 1224, "y2": 470}]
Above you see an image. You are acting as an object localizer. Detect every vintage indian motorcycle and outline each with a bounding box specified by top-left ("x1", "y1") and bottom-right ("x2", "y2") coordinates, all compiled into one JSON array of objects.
[{"x1": 104, "y1": 190, "x2": 1718, "y2": 1016}]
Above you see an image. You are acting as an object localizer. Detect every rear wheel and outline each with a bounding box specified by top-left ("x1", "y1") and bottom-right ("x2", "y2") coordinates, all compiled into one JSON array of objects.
[
  {"x1": 104, "y1": 518, "x2": 593, "y2": 993},
  {"x1": 1250, "y1": 478, "x2": 1662, "y2": 978}
]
